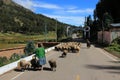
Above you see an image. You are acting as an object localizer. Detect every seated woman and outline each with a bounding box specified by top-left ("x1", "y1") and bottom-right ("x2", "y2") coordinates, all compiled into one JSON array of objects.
[{"x1": 35, "y1": 43, "x2": 46, "y2": 70}]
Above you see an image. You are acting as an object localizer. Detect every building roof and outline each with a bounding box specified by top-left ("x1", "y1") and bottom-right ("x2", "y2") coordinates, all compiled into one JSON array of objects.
[{"x1": 110, "y1": 23, "x2": 120, "y2": 28}]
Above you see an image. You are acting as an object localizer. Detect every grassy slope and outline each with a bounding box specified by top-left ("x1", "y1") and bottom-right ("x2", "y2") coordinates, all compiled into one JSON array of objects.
[{"x1": 0, "y1": 32, "x2": 56, "y2": 49}]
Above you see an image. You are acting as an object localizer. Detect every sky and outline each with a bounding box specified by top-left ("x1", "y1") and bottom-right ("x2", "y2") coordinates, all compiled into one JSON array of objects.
[{"x1": 12, "y1": 0, "x2": 99, "y2": 26}]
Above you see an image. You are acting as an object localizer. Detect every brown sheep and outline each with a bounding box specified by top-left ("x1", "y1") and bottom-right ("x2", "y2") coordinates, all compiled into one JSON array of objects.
[
  {"x1": 48, "y1": 58, "x2": 57, "y2": 71},
  {"x1": 61, "y1": 50, "x2": 68, "y2": 57}
]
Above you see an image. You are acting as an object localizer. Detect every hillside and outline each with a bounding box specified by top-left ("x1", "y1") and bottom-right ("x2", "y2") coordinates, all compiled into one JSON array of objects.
[{"x1": 0, "y1": 0, "x2": 71, "y2": 35}]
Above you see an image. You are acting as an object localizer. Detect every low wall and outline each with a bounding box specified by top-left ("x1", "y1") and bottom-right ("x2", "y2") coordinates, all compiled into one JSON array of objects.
[
  {"x1": 98, "y1": 31, "x2": 111, "y2": 44},
  {"x1": 0, "y1": 46, "x2": 55, "y2": 75}
]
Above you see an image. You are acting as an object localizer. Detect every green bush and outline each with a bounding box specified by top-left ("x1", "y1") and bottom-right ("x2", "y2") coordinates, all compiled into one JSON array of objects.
[
  {"x1": 0, "y1": 53, "x2": 24, "y2": 67},
  {"x1": 107, "y1": 39, "x2": 120, "y2": 53},
  {"x1": 24, "y1": 41, "x2": 35, "y2": 56},
  {"x1": 112, "y1": 37, "x2": 120, "y2": 44},
  {"x1": 9, "y1": 53, "x2": 21, "y2": 62},
  {"x1": 0, "y1": 56, "x2": 8, "y2": 67}
]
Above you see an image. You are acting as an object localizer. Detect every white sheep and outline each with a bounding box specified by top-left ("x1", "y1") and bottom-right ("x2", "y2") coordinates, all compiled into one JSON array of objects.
[{"x1": 17, "y1": 59, "x2": 31, "y2": 71}]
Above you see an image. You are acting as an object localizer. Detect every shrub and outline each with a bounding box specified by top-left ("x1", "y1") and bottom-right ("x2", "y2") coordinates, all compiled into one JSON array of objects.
[
  {"x1": 0, "y1": 56, "x2": 8, "y2": 67},
  {"x1": 112, "y1": 37, "x2": 120, "y2": 45},
  {"x1": 24, "y1": 41, "x2": 35, "y2": 56},
  {"x1": 9, "y1": 53, "x2": 21, "y2": 62},
  {"x1": 0, "y1": 53, "x2": 24, "y2": 67}
]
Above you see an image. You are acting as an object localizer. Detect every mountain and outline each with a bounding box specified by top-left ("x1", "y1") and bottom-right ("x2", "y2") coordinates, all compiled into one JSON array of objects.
[{"x1": 0, "y1": 0, "x2": 71, "y2": 35}]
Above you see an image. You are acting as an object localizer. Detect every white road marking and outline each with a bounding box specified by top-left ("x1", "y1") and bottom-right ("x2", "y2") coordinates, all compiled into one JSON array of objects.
[
  {"x1": 96, "y1": 47, "x2": 118, "y2": 61},
  {"x1": 10, "y1": 72, "x2": 24, "y2": 80}
]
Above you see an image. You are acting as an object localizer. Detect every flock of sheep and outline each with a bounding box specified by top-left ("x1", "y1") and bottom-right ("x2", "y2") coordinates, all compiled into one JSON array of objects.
[
  {"x1": 55, "y1": 42, "x2": 81, "y2": 53},
  {"x1": 54, "y1": 42, "x2": 81, "y2": 58},
  {"x1": 16, "y1": 42, "x2": 81, "y2": 72}
]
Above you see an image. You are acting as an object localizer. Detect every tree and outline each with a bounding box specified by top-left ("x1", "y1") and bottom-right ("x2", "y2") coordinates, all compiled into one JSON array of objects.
[
  {"x1": 57, "y1": 25, "x2": 66, "y2": 41},
  {"x1": 86, "y1": 15, "x2": 93, "y2": 26},
  {"x1": 103, "y1": 12, "x2": 113, "y2": 30},
  {"x1": 95, "y1": 0, "x2": 119, "y2": 23}
]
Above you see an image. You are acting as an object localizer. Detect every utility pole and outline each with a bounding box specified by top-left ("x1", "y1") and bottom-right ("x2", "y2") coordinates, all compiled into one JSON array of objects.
[
  {"x1": 66, "y1": 26, "x2": 70, "y2": 37},
  {"x1": 45, "y1": 21, "x2": 47, "y2": 42},
  {"x1": 55, "y1": 18, "x2": 57, "y2": 42},
  {"x1": 102, "y1": 20, "x2": 104, "y2": 44}
]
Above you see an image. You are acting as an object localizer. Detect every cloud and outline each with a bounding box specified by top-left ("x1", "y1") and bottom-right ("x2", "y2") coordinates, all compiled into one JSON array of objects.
[
  {"x1": 13, "y1": 0, "x2": 62, "y2": 10},
  {"x1": 66, "y1": 8, "x2": 94, "y2": 13},
  {"x1": 13, "y1": 0, "x2": 35, "y2": 11},
  {"x1": 33, "y1": 2, "x2": 62, "y2": 9},
  {"x1": 64, "y1": 5, "x2": 78, "y2": 10}
]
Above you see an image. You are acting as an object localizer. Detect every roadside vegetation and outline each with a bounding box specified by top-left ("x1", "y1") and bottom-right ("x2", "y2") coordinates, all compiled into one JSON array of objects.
[
  {"x1": 0, "y1": 40, "x2": 36, "y2": 67},
  {"x1": 104, "y1": 37, "x2": 120, "y2": 57}
]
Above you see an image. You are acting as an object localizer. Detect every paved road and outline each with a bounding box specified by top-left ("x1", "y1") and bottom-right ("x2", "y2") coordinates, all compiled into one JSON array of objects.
[
  {"x1": 0, "y1": 42, "x2": 120, "y2": 80},
  {"x1": 72, "y1": 33, "x2": 78, "y2": 39}
]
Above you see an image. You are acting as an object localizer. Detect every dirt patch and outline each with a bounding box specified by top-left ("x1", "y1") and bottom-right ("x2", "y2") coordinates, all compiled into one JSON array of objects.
[
  {"x1": 0, "y1": 47, "x2": 24, "y2": 59},
  {"x1": 0, "y1": 42, "x2": 58, "y2": 59}
]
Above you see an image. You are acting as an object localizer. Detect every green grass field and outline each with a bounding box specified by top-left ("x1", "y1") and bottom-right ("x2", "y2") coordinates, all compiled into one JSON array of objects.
[{"x1": 0, "y1": 32, "x2": 56, "y2": 49}]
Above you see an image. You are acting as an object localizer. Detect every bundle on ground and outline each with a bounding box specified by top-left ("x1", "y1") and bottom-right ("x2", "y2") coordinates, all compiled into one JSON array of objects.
[{"x1": 30, "y1": 56, "x2": 39, "y2": 70}]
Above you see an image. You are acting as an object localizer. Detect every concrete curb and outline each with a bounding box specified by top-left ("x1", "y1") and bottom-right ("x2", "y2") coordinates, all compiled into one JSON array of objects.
[{"x1": 0, "y1": 46, "x2": 55, "y2": 75}]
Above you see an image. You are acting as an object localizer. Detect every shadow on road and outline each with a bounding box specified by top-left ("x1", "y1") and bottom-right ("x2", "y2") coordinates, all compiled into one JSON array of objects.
[
  {"x1": 108, "y1": 61, "x2": 120, "y2": 63},
  {"x1": 14, "y1": 68, "x2": 41, "y2": 72},
  {"x1": 107, "y1": 71, "x2": 120, "y2": 74},
  {"x1": 14, "y1": 67, "x2": 54, "y2": 72},
  {"x1": 85, "y1": 64, "x2": 120, "y2": 70},
  {"x1": 43, "y1": 67, "x2": 52, "y2": 71},
  {"x1": 85, "y1": 64, "x2": 120, "y2": 74},
  {"x1": 14, "y1": 69, "x2": 23, "y2": 72}
]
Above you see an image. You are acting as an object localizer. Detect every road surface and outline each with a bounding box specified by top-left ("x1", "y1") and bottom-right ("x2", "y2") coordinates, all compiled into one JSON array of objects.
[{"x1": 0, "y1": 42, "x2": 120, "y2": 80}]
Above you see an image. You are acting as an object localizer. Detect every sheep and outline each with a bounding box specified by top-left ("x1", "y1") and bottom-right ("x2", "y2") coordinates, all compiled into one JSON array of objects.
[
  {"x1": 55, "y1": 42, "x2": 81, "y2": 53},
  {"x1": 48, "y1": 58, "x2": 57, "y2": 71},
  {"x1": 61, "y1": 50, "x2": 68, "y2": 57},
  {"x1": 74, "y1": 45, "x2": 80, "y2": 53},
  {"x1": 55, "y1": 45, "x2": 60, "y2": 51},
  {"x1": 17, "y1": 59, "x2": 31, "y2": 71}
]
